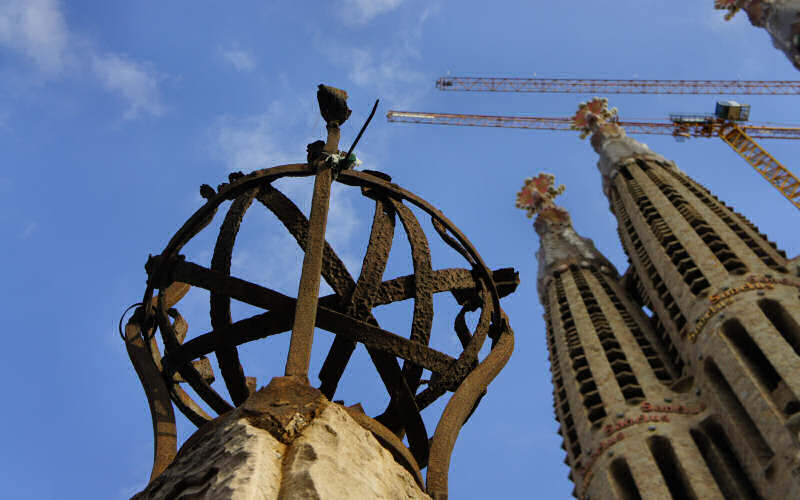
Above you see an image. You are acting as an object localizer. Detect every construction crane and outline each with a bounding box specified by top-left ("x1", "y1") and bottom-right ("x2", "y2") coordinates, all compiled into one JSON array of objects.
[
  {"x1": 387, "y1": 106, "x2": 800, "y2": 210},
  {"x1": 435, "y1": 77, "x2": 800, "y2": 95}
]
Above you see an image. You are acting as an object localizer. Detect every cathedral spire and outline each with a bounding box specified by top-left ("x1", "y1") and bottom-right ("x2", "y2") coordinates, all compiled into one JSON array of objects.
[
  {"x1": 571, "y1": 97, "x2": 674, "y2": 198},
  {"x1": 516, "y1": 173, "x2": 618, "y2": 300}
]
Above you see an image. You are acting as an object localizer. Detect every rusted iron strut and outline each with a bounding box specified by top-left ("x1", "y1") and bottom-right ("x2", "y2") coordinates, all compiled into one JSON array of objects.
[{"x1": 123, "y1": 85, "x2": 518, "y2": 500}]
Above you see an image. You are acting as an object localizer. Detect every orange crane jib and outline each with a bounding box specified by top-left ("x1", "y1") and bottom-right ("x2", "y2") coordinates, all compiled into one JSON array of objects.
[
  {"x1": 386, "y1": 111, "x2": 800, "y2": 141},
  {"x1": 435, "y1": 77, "x2": 800, "y2": 95},
  {"x1": 387, "y1": 110, "x2": 800, "y2": 210}
]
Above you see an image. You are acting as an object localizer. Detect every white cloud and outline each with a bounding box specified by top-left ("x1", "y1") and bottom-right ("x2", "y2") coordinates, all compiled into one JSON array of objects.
[
  {"x1": 92, "y1": 53, "x2": 163, "y2": 118},
  {"x1": 0, "y1": 0, "x2": 71, "y2": 74},
  {"x1": 320, "y1": 3, "x2": 438, "y2": 108},
  {"x1": 214, "y1": 99, "x2": 317, "y2": 172},
  {"x1": 216, "y1": 114, "x2": 296, "y2": 172},
  {"x1": 322, "y1": 44, "x2": 426, "y2": 108},
  {"x1": 214, "y1": 98, "x2": 365, "y2": 292},
  {"x1": 220, "y1": 47, "x2": 256, "y2": 71},
  {"x1": 0, "y1": 0, "x2": 165, "y2": 119},
  {"x1": 339, "y1": 0, "x2": 404, "y2": 25}
]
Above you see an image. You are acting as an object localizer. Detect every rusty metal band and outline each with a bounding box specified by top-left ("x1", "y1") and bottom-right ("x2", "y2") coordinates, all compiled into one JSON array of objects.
[
  {"x1": 253, "y1": 179, "x2": 429, "y2": 463},
  {"x1": 140, "y1": 165, "x2": 309, "y2": 332},
  {"x1": 165, "y1": 258, "x2": 456, "y2": 374},
  {"x1": 369, "y1": 349, "x2": 430, "y2": 468},
  {"x1": 431, "y1": 217, "x2": 476, "y2": 267},
  {"x1": 124, "y1": 319, "x2": 177, "y2": 482},
  {"x1": 343, "y1": 404, "x2": 425, "y2": 489},
  {"x1": 426, "y1": 326, "x2": 514, "y2": 500},
  {"x1": 414, "y1": 385, "x2": 448, "y2": 411},
  {"x1": 415, "y1": 299, "x2": 491, "y2": 411},
  {"x1": 256, "y1": 181, "x2": 359, "y2": 397},
  {"x1": 142, "y1": 166, "x2": 501, "y2": 332},
  {"x1": 168, "y1": 309, "x2": 294, "y2": 366},
  {"x1": 453, "y1": 305, "x2": 474, "y2": 348},
  {"x1": 256, "y1": 182, "x2": 356, "y2": 302},
  {"x1": 337, "y1": 170, "x2": 502, "y2": 333},
  {"x1": 253, "y1": 181, "x2": 429, "y2": 462},
  {"x1": 286, "y1": 165, "x2": 334, "y2": 378},
  {"x1": 161, "y1": 268, "x2": 484, "y2": 372},
  {"x1": 210, "y1": 188, "x2": 258, "y2": 405},
  {"x1": 157, "y1": 294, "x2": 233, "y2": 415},
  {"x1": 369, "y1": 268, "x2": 477, "y2": 306},
  {"x1": 319, "y1": 197, "x2": 396, "y2": 398},
  {"x1": 132, "y1": 164, "x2": 514, "y2": 496},
  {"x1": 443, "y1": 291, "x2": 492, "y2": 388},
  {"x1": 390, "y1": 199, "x2": 435, "y2": 395},
  {"x1": 134, "y1": 283, "x2": 215, "y2": 426}
]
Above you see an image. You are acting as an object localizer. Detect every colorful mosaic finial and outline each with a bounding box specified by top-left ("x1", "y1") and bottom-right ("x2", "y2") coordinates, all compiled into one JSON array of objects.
[
  {"x1": 570, "y1": 97, "x2": 619, "y2": 139},
  {"x1": 515, "y1": 173, "x2": 567, "y2": 221}
]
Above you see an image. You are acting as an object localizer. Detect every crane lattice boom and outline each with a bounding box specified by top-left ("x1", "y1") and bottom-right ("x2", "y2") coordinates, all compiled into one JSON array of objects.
[
  {"x1": 719, "y1": 123, "x2": 800, "y2": 209},
  {"x1": 436, "y1": 77, "x2": 800, "y2": 95},
  {"x1": 387, "y1": 110, "x2": 800, "y2": 210},
  {"x1": 386, "y1": 110, "x2": 800, "y2": 141}
]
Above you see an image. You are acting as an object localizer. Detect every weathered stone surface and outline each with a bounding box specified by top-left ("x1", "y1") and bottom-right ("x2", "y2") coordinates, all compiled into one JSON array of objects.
[
  {"x1": 279, "y1": 404, "x2": 429, "y2": 500},
  {"x1": 588, "y1": 124, "x2": 675, "y2": 200},
  {"x1": 743, "y1": 0, "x2": 800, "y2": 72},
  {"x1": 133, "y1": 412, "x2": 285, "y2": 500},
  {"x1": 133, "y1": 378, "x2": 430, "y2": 500},
  {"x1": 534, "y1": 212, "x2": 618, "y2": 300},
  {"x1": 242, "y1": 376, "x2": 327, "y2": 444}
]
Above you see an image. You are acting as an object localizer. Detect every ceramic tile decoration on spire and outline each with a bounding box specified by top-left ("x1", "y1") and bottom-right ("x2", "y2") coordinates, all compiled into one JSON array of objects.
[{"x1": 529, "y1": 97, "x2": 800, "y2": 498}]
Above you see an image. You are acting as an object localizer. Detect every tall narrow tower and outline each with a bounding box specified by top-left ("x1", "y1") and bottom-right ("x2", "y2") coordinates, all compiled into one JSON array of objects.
[
  {"x1": 715, "y1": 0, "x2": 800, "y2": 72},
  {"x1": 531, "y1": 97, "x2": 800, "y2": 499},
  {"x1": 521, "y1": 173, "x2": 731, "y2": 499}
]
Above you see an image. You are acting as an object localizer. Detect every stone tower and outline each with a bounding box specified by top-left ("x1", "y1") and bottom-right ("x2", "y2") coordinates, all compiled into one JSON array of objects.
[
  {"x1": 714, "y1": 0, "x2": 800, "y2": 72},
  {"x1": 525, "y1": 98, "x2": 800, "y2": 499}
]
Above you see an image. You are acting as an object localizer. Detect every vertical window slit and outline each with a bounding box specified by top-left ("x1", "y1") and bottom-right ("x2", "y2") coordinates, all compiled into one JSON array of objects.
[
  {"x1": 593, "y1": 270, "x2": 676, "y2": 383},
  {"x1": 554, "y1": 274, "x2": 606, "y2": 425},
  {"x1": 648, "y1": 435, "x2": 697, "y2": 500},
  {"x1": 622, "y1": 170, "x2": 710, "y2": 295},
  {"x1": 612, "y1": 190, "x2": 688, "y2": 373},
  {"x1": 704, "y1": 359, "x2": 774, "y2": 465},
  {"x1": 758, "y1": 299, "x2": 800, "y2": 359},
  {"x1": 721, "y1": 319, "x2": 781, "y2": 392},
  {"x1": 690, "y1": 426, "x2": 763, "y2": 500},
  {"x1": 661, "y1": 166, "x2": 787, "y2": 272},
  {"x1": 610, "y1": 458, "x2": 643, "y2": 500},
  {"x1": 642, "y1": 165, "x2": 747, "y2": 275},
  {"x1": 571, "y1": 267, "x2": 644, "y2": 404},
  {"x1": 545, "y1": 305, "x2": 582, "y2": 466}
]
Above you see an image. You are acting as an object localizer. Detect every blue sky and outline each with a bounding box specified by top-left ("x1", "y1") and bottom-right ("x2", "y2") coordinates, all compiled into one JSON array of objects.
[{"x1": 2, "y1": 1, "x2": 799, "y2": 498}]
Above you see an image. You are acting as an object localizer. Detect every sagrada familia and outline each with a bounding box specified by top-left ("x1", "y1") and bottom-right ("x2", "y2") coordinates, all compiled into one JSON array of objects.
[
  {"x1": 523, "y1": 98, "x2": 800, "y2": 499},
  {"x1": 122, "y1": 3, "x2": 800, "y2": 494}
]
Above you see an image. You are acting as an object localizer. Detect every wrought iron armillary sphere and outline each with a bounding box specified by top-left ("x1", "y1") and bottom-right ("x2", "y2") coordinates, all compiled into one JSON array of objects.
[{"x1": 123, "y1": 85, "x2": 517, "y2": 500}]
